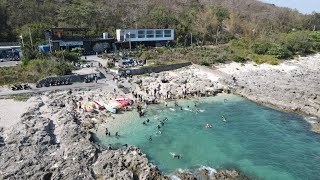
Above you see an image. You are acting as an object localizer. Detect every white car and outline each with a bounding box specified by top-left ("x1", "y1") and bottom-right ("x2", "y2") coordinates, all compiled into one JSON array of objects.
[{"x1": 82, "y1": 64, "x2": 91, "y2": 68}]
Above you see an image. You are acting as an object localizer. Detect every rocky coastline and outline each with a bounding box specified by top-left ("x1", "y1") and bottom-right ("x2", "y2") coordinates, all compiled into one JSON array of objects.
[
  {"x1": 2, "y1": 54, "x2": 319, "y2": 179},
  {"x1": 219, "y1": 54, "x2": 320, "y2": 133},
  {"x1": 0, "y1": 70, "x2": 245, "y2": 179}
]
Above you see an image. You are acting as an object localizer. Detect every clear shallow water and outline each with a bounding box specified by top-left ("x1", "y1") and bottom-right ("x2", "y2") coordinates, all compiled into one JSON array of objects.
[{"x1": 94, "y1": 94, "x2": 320, "y2": 180}]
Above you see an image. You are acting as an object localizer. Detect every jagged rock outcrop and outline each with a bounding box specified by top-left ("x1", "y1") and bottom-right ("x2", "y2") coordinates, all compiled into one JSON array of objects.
[
  {"x1": 221, "y1": 58, "x2": 320, "y2": 132},
  {"x1": 0, "y1": 95, "x2": 165, "y2": 179},
  {"x1": 93, "y1": 146, "x2": 166, "y2": 180}
]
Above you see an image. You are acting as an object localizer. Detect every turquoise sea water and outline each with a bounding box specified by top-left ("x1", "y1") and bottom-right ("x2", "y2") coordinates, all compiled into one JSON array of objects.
[{"x1": 94, "y1": 94, "x2": 320, "y2": 180}]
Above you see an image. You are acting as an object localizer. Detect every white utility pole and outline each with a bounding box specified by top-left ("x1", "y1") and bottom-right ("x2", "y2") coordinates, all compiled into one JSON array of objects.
[
  {"x1": 28, "y1": 27, "x2": 33, "y2": 48},
  {"x1": 19, "y1": 35, "x2": 25, "y2": 47},
  {"x1": 49, "y1": 38, "x2": 52, "y2": 52},
  {"x1": 128, "y1": 32, "x2": 132, "y2": 51}
]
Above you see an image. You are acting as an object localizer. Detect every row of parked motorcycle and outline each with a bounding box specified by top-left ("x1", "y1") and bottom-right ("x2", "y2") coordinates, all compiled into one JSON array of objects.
[
  {"x1": 36, "y1": 78, "x2": 72, "y2": 88},
  {"x1": 11, "y1": 84, "x2": 32, "y2": 91}
]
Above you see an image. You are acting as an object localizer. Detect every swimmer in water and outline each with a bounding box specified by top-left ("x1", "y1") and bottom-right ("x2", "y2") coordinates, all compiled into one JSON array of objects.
[
  {"x1": 222, "y1": 115, "x2": 227, "y2": 122},
  {"x1": 170, "y1": 153, "x2": 181, "y2": 159},
  {"x1": 107, "y1": 144, "x2": 112, "y2": 150},
  {"x1": 180, "y1": 106, "x2": 183, "y2": 110},
  {"x1": 143, "y1": 121, "x2": 146, "y2": 125},
  {"x1": 146, "y1": 119, "x2": 150, "y2": 123},
  {"x1": 149, "y1": 136, "x2": 152, "y2": 141},
  {"x1": 205, "y1": 124, "x2": 212, "y2": 128},
  {"x1": 157, "y1": 125, "x2": 161, "y2": 130}
]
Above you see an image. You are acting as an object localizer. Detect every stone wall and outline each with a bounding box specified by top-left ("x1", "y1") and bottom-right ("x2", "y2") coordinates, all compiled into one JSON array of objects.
[
  {"x1": 37, "y1": 72, "x2": 104, "y2": 84},
  {"x1": 116, "y1": 62, "x2": 192, "y2": 75}
]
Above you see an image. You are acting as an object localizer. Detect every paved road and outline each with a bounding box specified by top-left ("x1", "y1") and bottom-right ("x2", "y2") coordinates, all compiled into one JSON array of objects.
[
  {"x1": 0, "y1": 74, "x2": 117, "y2": 97},
  {"x1": 81, "y1": 55, "x2": 108, "y2": 66}
]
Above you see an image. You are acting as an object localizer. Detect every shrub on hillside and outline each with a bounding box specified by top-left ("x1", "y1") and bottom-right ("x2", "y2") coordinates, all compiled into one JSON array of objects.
[
  {"x1": 266, "y1": 44, "x2": 291, "y2": 59},
  {"x1": 252, "y1": 55, "x2": 279, "y2": 65},
  {"x1": 251, "y1": 40, "x2": 271, "y2": 54}
]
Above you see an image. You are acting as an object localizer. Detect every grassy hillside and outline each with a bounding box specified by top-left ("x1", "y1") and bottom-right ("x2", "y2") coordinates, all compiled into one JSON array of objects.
[{"x1": 0, "y1": 0, "x2": 319, "y2": 45}]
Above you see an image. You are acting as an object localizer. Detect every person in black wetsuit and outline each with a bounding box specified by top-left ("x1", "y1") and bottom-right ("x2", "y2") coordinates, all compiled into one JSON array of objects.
[{"x1": 149, "y1": 136, "x2": 152, "y2": 141}]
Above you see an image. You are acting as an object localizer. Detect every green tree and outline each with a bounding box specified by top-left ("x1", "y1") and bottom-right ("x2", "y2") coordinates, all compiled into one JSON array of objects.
[
  {"x1": 211, "y1": 6, "x2": 230, "y2": 45},
  {"x1": 58, "y1": 0, "x2": 96, "y2": 27},
  {"x1": 0, "y1": 2, "x2": 14, "y2": 42}
]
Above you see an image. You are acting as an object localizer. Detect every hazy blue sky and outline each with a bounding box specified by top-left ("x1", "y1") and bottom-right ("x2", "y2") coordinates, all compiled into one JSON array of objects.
[{"x1": 260, "y1": 0, "x2": 319, "y2": 14}]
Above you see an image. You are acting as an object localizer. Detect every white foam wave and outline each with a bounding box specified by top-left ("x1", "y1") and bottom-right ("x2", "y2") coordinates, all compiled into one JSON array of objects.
[
  {"x1": 199, "y1": 165, "x2": 217, "y2": 177},
  {"x1": 170, "y1": 175, "x2": 181, "y2": 180},
  {"x1": 304, "y1": 117, "x2": 318, "y2": 124}
]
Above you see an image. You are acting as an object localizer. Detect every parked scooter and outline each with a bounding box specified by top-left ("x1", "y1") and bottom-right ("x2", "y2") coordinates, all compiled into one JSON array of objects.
[
  {"x1": 11, "y1": 84, "x2": 22, "y2": 91},
  {"x1": 36, "y1": 83, "x2": 42, "y2": 88},
  {"x1": 84, "y1": 76, "x2": 92, "y2": 83},
  {"x1": 11, "y1": 84, "x2": 31, "y2": 91},
  {"x1": 23, "y1": 84, "x2": 31, "y2": 90}
]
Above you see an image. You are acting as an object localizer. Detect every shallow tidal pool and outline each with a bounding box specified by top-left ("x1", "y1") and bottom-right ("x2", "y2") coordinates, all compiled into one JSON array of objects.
[{"x1": 94, "y1": 94, "x2": 320, "y2": 180}]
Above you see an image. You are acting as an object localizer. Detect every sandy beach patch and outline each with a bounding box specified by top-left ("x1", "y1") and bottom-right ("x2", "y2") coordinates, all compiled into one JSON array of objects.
[{"x1": 0, "y1": 98, "x2": 38, "y2": 128}]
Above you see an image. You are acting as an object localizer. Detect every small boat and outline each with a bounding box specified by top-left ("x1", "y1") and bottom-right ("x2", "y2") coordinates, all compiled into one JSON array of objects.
[
  {"x1": 105, "y1": 101, "x2": 122, "y2": 114},
  {"x1": 115, "y1": 96, "x2": 133, "y2": 108},
  {"x1": 80, "y1": 101, "x2": 95, "y2": 112},
  {"x1": 94, "y1": 100, "x2": 105, "y2": 110}
]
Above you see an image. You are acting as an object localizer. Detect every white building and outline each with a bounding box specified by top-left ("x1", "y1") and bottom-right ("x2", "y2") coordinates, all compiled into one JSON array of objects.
[{"x1": 116, "y1": 29, "x2": 174, "y2": 43}]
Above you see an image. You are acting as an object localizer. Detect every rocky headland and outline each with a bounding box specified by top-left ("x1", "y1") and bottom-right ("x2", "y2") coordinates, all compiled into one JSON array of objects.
[{"x1": 219, "y1": 54, "x2": 320, "y2": 133}]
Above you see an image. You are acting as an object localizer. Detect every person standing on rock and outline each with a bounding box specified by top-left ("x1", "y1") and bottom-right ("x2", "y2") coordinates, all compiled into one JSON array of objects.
[{"x1": 94, "y1": 74, "x2": 98, "y2": 83}]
